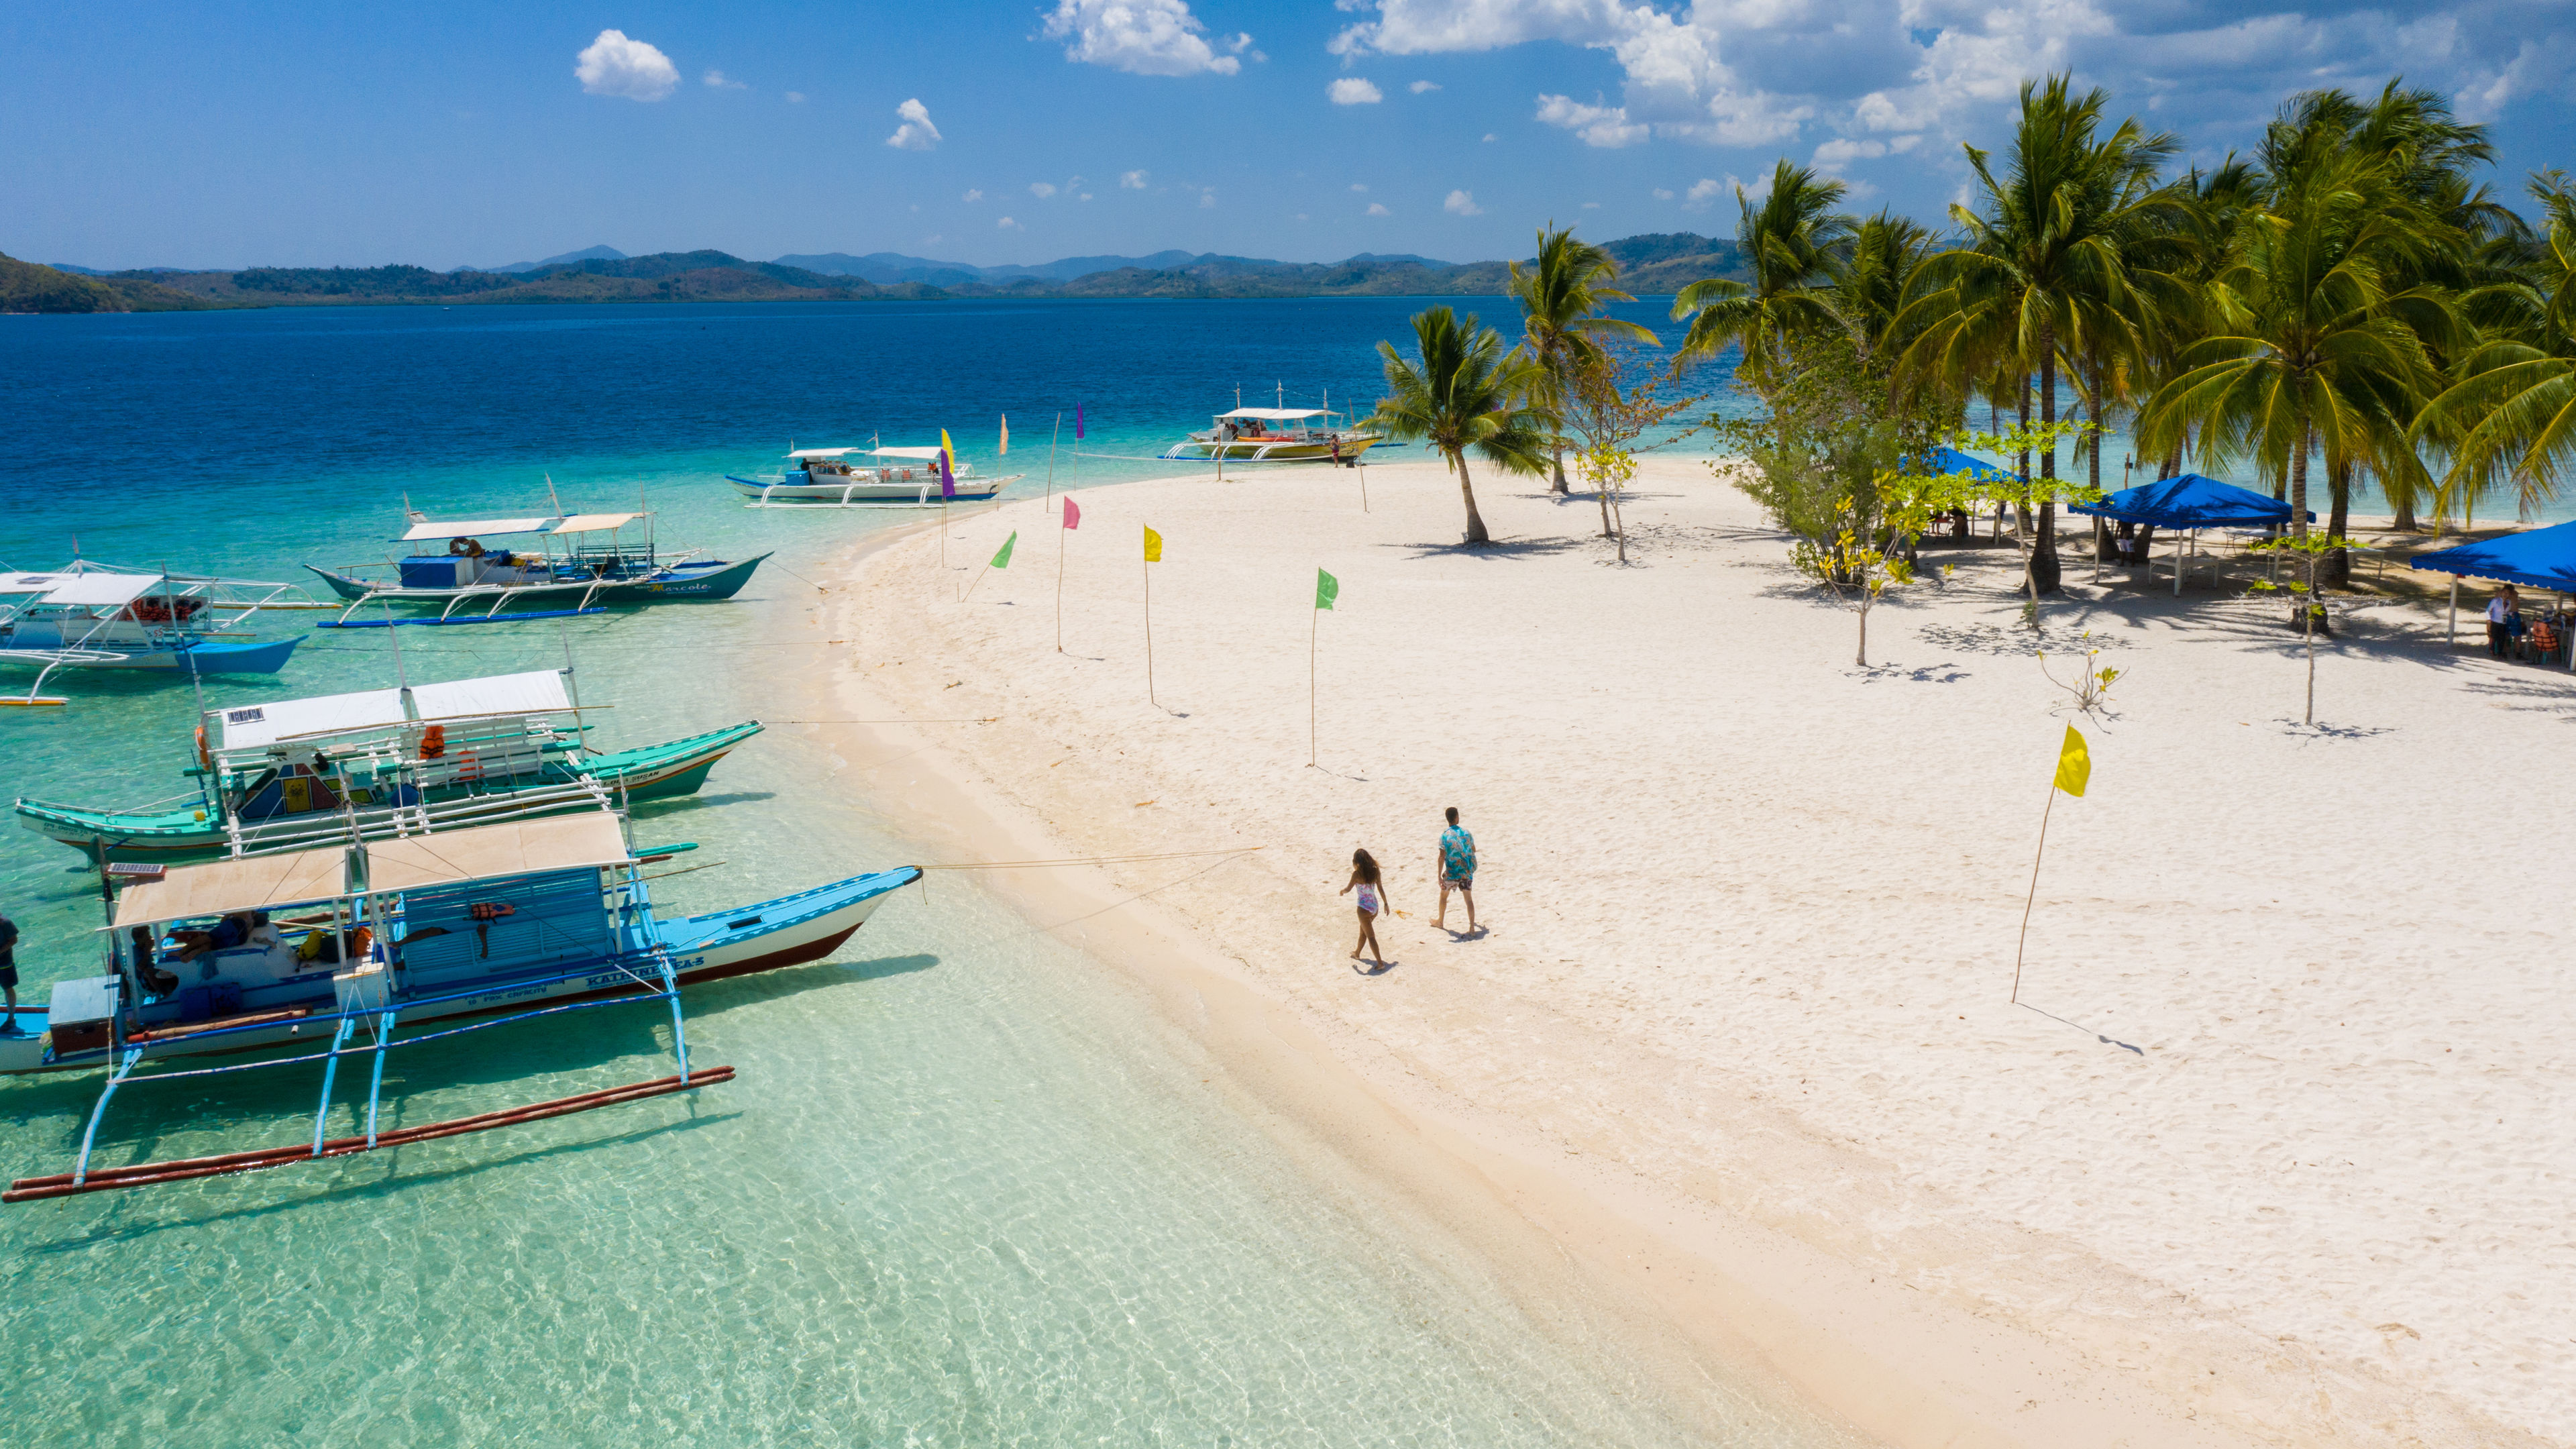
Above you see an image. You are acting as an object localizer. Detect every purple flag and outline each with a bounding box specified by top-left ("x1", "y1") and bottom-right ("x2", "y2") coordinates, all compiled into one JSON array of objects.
[
  {"x1": 1075, "y1": 404, "x2": 1085, "y2": 441},
  {"x1": 939, "y1": 451, "x2": 956, "y2": 499}
]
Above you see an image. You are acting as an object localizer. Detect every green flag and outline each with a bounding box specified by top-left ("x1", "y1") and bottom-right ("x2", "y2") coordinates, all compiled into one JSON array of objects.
[
  {"x1": 991, "y1": 531, "x2": 1016, "y2": 568},
  {"x1": 1314, "y1": 568, "x2": 1338, "y2": 610}
]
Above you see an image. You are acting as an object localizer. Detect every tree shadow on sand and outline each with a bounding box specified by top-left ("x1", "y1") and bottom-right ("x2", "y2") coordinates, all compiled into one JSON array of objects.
[{"x1": 1387, "y1": 535, "x2": 1587, "y2": 561}]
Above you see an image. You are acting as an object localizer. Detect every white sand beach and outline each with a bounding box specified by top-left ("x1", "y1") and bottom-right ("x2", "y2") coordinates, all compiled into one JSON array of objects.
[{"x1": 815, "y1": 456, "x2": 2571, "y2": 1448}]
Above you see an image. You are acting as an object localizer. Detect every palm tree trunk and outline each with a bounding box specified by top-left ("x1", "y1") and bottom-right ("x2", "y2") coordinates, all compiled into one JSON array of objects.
[
  {"x1": 2325, "y1": 459, "x2": 2353, "y2": 586},
  {"x1": 2033, "y1": 336, "x2": 2061, "y2": 595},
  {"x1": 1453, "y1": 448, "x2": 1491, "y2": 545},
  {"x1": 2288, "y1": 423, "x2": 2311, "y2": 541},
  {"x1": 2087, "y1": 362, "x2": 2107, "y2": 563},
  {"x1": 1552, "y1": 443, "x2": 1570, "y2": 495}
]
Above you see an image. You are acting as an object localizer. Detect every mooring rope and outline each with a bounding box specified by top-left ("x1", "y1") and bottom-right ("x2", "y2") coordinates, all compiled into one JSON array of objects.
[{"x1": 919, "y1": 845, "x2": 1263, "y2": 871}]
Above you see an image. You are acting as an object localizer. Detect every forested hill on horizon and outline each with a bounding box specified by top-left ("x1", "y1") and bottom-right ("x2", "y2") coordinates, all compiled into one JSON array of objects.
[{"x1": 3, "y1": 234, "x2": 1746, "y2": 313}]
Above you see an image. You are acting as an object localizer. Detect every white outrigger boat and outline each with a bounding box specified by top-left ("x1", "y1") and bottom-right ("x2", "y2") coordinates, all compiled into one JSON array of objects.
[
  {"x1": 1160, "y1": 404, "x2": 1385, "y2": 465},
  {"x1": 1, "y1": 804, "x2": 919, "y2": 1201},
  {"x1": 1, "y1": 561, "x2": 321, "y2": 706},
  {"x1": 308, "y1": 511, "x2": 768, "y2": 627},
  {"x1": 725, "y1": 445, "x2": 1023, "y2": 506}
]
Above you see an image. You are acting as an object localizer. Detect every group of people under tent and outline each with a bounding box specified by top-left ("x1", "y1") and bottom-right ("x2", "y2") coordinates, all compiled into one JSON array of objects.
[{"x1": 2484, "y1": 585, "x2": 2573, "y2": 665}]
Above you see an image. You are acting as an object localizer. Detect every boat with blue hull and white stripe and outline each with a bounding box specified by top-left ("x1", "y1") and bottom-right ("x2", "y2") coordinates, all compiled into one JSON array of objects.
[
  {"x1": 1, "y1": 561, "x2": 321, "y2": 705},
  {"x1": 307, "y1": 509, "x2": 767, "y2": 627},
  {"x1": 0, "y1": 808, "x2": 918, "y2": 1201}
]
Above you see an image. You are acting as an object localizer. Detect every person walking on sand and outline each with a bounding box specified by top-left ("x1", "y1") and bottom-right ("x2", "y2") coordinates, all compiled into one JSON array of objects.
[
  {"x1": 1338, "y1": 849, "x2": 1391, "y2": 967},
  {"x1": 1433, "y1": 807, "x2": 1477, "y2": 934}
]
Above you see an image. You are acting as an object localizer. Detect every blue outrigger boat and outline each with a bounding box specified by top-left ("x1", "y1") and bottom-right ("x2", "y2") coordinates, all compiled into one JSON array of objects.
[
  {"x1": 307, "y1": 510, "x2": 767, "y2": 627},
  {"x1": 1, "y1": 807, "x2": 918, "y2": 1200},
  {"x1": 1, "y1": 562, "x2": 320, "y2": 705}
]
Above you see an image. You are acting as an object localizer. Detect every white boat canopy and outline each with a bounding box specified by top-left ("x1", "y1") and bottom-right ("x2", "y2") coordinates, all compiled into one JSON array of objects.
[
  {"x1": 364, "y1": 811, "x2": 631, "y2": 893},
  {"x1": 871, "y1": 447, "x2": 948, "y2": 460},
  {"x1": 786, "y1": 447, "x2": 865, "y2": 460},
  {"x1": 114, "y1": 844, "x2": 350, "y2": 928},
  {"x1": 218, "y1": 669, "x2": 574, "y2": 751},
  {"x1": 398, "y1": 514, "x2": 643, "y2": 542},
  {"x1": 1218, "y1": 408, "x2": 1328, "y2": 421}
]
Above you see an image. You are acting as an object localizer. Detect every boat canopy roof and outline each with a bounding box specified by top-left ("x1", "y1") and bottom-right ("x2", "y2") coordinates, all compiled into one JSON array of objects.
[
  {"x1": 115, "y1": 845, "x2": 349, "y2": 928},
  {"x1": 365, "y1": 811, "x2": 630, "y2": 893},
  {"x1": 398, "y1": 513, "x2": 643, "y2": 542},
  {"x1": 218, "y1": 669, "x2": 574, "y2": 750},
  {"x1": 871, "y1": 446, "x2": 948, "y2": 460},
  {"x1": 1219, "y1": 408, "x2": 1328, "y2": 421},
  {"x1": 111, "y1": 808, "x2": 630, "y2": 926},
  {"x1": 0, "y1": 572, "x2": 166, "y2": 606}
]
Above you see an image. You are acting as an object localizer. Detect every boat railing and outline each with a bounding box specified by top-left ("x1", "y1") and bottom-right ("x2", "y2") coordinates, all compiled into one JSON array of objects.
[{"x1": 221, "y1": 778, "x2": 614, "y2": 858}]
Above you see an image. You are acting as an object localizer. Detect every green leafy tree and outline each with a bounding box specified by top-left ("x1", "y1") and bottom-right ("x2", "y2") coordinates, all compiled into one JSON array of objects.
[
  {"x1": 1561, "y1": 345, "x2": 1707, "y2": 561},
  {"x1": 1509, "y1": 225, "x2": 1659, "y2": 494},
  {"x1": 2246, "y1": 533, "x2": 2365, "y2": 724},
  {"x1": 2420, "y1": 170, "x2": 2576, "y2": 526},
  {"x1": 1372, "y1": 307, "x2": 1555, "y2": 546},
  {"x1": 1670, "y1": 162, "x2": 1856, "y2": 393}
]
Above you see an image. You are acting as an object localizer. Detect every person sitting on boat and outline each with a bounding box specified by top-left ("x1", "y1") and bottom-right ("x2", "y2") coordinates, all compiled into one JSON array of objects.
[
  {"x1": 130, "y1": 926, "x2": 180, "y2": 998},
  {"x1": 174, "y1": 911, "x2": 254, "y2": 963}
]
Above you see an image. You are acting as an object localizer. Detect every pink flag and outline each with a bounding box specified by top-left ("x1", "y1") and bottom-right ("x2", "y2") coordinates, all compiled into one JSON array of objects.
[
  {"x1": 1075, "y1": 404, "x2": 1085, "y2": 440},
  {"x1": 1063, "y1": 496, "x2": 1081, "y2": 529}
]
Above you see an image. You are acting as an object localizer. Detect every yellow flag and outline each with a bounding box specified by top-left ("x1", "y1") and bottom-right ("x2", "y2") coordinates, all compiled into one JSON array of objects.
[
  {"x1": 999, "y1": 415, "x2": 1010, "y2": 455},
  {"x1": 2053, "y1": 724, "x2": 2090, "y2": 798},
  {"x1": 941, "y1": 428, "x2": 955, "y2": 470},
  {"x1": 1142, "y1": 525, "x2": 1163, "y2": 562}
]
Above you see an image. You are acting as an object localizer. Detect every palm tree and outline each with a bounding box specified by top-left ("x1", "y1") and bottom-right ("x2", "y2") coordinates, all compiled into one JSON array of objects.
[
  {"x1": 1510, "y1": 225, "x2": 1659, "y2": 494},
  {"x1": 2420, "y1": 170, "x2": 2576, "y2": 524},
  {"x1": 1670, "y1": 161, "x2": 1855, "y2": 390},
  {"x1": 2136, "y1": 139, "x2": 2461, "y2": 545},
  {"x1": 1899, "y1": 74, "x2": 2184, "y2": 593},
  {"x1": 1373, "y1": 307, "x2": 1554, "y2": 545}
]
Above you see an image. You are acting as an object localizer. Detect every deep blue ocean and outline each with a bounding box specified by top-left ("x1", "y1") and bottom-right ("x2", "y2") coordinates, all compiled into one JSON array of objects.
[{"x1": 0, "y1": 299, "x2": 1857, "y2": 1448}]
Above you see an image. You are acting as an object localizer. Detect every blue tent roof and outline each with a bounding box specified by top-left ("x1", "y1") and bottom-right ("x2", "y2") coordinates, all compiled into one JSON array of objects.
[
  {"x1": 2406, "y1": 518, "x2": 2576, "y2": 592},
  {"x1": 2071, "y1": 474, "x2": 2314, "y2": 529},
  {"x1": 1909, "y1": 446, "x2": 2014, "y2": 482}
]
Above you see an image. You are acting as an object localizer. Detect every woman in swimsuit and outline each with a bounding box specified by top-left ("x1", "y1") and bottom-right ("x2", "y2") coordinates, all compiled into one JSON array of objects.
[{"x1": 1338, "y1": 848, "x2": 1390, "y2": 968}]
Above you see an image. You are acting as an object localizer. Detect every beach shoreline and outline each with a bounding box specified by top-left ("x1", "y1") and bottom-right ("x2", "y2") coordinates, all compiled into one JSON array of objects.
[{"x1": 800, "y1": 461, "x2": 2561, "y2": 1448}]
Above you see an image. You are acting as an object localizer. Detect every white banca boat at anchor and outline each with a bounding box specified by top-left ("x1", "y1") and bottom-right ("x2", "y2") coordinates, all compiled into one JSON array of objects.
[
  {"x1": 1159, "y1": 408, "x2": 1385, "y2": 465},
  {"x1": 307, "y1": 510, "x2": 768, "y2": 627},
  {"x1": 0, "y1": 805, "x2": 920, "y2": 1201},
  {"x1": 725, "y1": 446, "x2": 1024, "y2": 506},
  {"x1": 1, "y1": 561, "x2": 321, "y2": 706}
]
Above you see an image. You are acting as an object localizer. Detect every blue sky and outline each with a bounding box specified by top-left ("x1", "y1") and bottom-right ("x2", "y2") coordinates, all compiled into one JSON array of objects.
[{"x1": 8, "y1": 1, "x2": 2576, "y2": 271}]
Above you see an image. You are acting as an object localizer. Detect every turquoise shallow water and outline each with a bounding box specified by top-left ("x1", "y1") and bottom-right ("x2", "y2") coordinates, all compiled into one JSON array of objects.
[{"x1": 0, "y1": 302, "x2": 1852, "y2": 1446}]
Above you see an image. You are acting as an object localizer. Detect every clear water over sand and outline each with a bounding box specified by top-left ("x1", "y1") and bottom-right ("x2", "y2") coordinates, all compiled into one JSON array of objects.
[{"x1": 0, "y1": 302, "x2": 1851, "y2": 1446}]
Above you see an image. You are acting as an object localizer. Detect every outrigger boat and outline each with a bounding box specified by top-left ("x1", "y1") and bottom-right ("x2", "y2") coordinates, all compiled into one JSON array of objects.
[
  {"x1": 307, "y1": 511, "x2": 767, "y2": 627},
  {"x1": 0, "y1": 806, "x2": 918, "y2": 1200},
  {"x1": 1160, "y1": 398, "x2": 1384, "y2": 466},
  {"x1": 15, "y1": 666, "x2": 761, "y2": 863},
  {"x1": 1, "y1": 562, "x2": 319, "y2": 705},
  {"x1": 725, "y1": 445, "x2": 1022, "y2": 506}
]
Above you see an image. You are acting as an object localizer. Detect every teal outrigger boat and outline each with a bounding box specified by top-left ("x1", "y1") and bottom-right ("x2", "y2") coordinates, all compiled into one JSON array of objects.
[
  {"x1": 1, "y1": 806, "x2": 920, "y2": 1199},
  {"x1": 15, "y1": 667, "x2": 761, "y2": 863}
]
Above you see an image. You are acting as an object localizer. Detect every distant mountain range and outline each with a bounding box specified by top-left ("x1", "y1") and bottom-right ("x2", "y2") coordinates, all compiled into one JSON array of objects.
[{"x1": 5, "y1": 235, "x2": 1747, "y2": 313}]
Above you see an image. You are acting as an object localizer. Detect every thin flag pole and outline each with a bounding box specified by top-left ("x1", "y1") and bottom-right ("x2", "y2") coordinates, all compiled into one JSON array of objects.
[
  {"x1": 1045, "y1": 411, "x2": 1061, "y2": 511},
  {"x1": 1057, "y1": 525, "x2": 1067, "y2": 652},
  {"x1": 2010, "y1": 782, "x2": 2057, "y2": 1004},
  {"x1": 1309, "y1": 597, "x2": 1319, "y2": 767},
  {"x1": 1143, "y1": 549, "x2": 1155, "y2": 707}
]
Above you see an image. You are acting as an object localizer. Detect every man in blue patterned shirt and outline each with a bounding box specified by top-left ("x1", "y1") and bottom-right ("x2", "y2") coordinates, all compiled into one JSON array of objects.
[{"x1": 1434, "y1": 807, "x2": 1477, "y2": 935}]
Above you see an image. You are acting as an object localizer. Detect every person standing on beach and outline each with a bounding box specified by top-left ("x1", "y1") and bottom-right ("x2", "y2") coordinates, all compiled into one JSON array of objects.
[
  {"x1": 2488, "y1": 585, "x2": 2522, "y2": 658},
  {"x1": 1338, "y1": 849, "x2": 1390, "y2": 968},
  {"x1": 1434, "y1": 807, "x2": 1477, "y2": 934}
]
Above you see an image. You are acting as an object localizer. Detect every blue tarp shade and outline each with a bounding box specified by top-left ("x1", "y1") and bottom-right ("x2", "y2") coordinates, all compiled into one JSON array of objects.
[
  {"x1": 1911, "y1": 446, "x2": 2014, "y2": 482},
  {"x1": 2071, "y1": 474, "x2": 2314, "y2": 529},
  {"x1": 2406, "y1": 518, "x2": 2576, "y2": 592}
]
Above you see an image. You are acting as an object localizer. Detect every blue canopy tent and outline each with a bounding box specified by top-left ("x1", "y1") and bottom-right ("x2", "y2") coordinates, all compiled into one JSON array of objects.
[
  {"x1": 2407, "y1": 518, "x2": 2576, "y2": 665},
  {"x1": 2071, "y1": 474, "x2": 2316, "y2": 593}
]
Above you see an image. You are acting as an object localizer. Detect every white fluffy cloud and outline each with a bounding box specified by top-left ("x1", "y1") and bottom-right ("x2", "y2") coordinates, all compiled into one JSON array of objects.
[
  {"x1": 1120, "y1": 169, "x2": 1150, "y2": 188},
  {"x1": 1031, "y1": 181, "x2": 1059, "y2": 198},
  {"x1": 1682, "y1": 177, "x2": 1726, "y2": 209},
  {"x1": 1326, "y1": 0, "x2": 2576, "y2": 189},
  {"x1": 1350, "y1": 182, "x2": 1369, "y2": 191},
  {"x1": 1366, "y1": 201, "x2": 1392, "y2": 215},
  {"x1": 1044, "y1": 0, "x2": 1254, "y2": 77},
  {"x1": 1200, "y1": 189, "x2": 1218, "y2": 207},
  {"x1": 999, "y1": 215, "x2": 1023, "y2": 229},
  {"x1": 963, "y1": 188, "x2": 983, "y2": 201},
  {"x1": 1409, "y1": 79, "x2": 1441, "y2": 93},
  {"x1": 1534, "y1": 94, "x2": 1646, "y2": 147},
  {"x1": 702, "y1": 68, "x2": 745, "y2": 90},
  {"x1": 887, "y1": 98, "x2": 941, "y2": 150},
  {"x1": 1444, "y1": 189, "x2": 1482, "y2": 215},
  {"x1": 575, "y1": 30, "x2": 678, "y2": 101},
  {"x1": 1330, "y1": 77, "x2": 1385, "y2": 104}
]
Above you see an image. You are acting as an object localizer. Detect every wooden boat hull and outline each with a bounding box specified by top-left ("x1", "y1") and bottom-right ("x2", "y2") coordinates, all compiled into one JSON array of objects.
[
  {"x1": 307, "y1": 554, "x2": 768, "y2": 606},
  {"x1": 0, "y1": 865, "x2": 920, "y2": 1076},
  {"x1": 726, "y1": 474, "x2": 1008, "y2": 505},
  {"x1": 15, "y1": 720, "x2": 764, "y2": 863}
]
